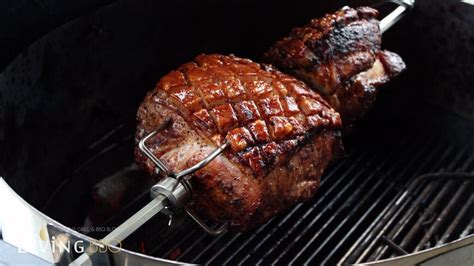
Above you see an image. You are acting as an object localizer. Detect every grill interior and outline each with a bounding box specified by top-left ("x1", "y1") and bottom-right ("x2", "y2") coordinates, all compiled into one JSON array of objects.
[
  {"x1": 73, "y1": 111, "x2": 472, "y2": 265},
  {"x1": 1, "y1": 0, "x2": 473, "y2": 264}
]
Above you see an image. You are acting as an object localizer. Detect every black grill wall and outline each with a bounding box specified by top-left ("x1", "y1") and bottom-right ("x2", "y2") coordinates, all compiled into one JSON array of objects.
[{"x1": 0, "y1": 0, "x2": 473, "y2": 259}]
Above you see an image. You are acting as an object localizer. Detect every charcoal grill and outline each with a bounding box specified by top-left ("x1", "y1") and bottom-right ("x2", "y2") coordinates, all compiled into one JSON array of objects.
[{"x1": 1, "y1": 0, "x2": 473, "y2": 265}]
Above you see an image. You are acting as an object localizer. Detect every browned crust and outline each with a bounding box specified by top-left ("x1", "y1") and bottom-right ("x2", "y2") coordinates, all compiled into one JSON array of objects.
[
  {"x1": 264, "y1": 6, "x2": 381, "y2": 92},
  {"x1": 264, "y1": 7, "x2": 406, "y2": 127},
  {"x1": 135, "y1": 54, "x2": 343, "y2": 230}
]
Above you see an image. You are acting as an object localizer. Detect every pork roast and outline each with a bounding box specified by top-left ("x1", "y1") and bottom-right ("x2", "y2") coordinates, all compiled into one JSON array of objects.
[
  {"x1": 264, "y1": 6, "x2": 406, "y2": 127},
  {"x1": 135, "y1": 54, "x2": 343, "y2": 230}
]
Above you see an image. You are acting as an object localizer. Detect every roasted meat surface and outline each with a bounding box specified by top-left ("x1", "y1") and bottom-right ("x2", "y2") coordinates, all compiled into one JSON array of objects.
[
  {"x1": 135, "y1": 54, "x2": 343, "y2": 230},
  {"x1": 264, "y1": 6, "x2": 406, "y2": 126}
]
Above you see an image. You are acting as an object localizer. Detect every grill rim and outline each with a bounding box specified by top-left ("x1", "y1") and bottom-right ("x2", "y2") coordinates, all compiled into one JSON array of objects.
[
  {"x1": 2, "y1": 145, "x2": 472, "y2": 265},
  {"x1": 0, "y1": 0, "x2": 472, "y2": 264}
]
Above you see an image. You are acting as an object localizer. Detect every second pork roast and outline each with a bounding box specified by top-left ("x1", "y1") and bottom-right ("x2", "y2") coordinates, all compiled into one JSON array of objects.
[{"x1": 264, "y1": 6, "x2": 406, "y2": 127}]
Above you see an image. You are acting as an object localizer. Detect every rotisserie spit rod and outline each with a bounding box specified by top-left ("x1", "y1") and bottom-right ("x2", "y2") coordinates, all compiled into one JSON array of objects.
[
  {"x1": 101, "y1": 0, "x2": 414, "y2": 244},
  {"x1": 71, "y1": 2, "x2": 413, "y2": 264},
  {"x1": 71, "y1": 128, "x2": 228, "y2": 265},
  {"x1": 379, "y1": 0, "x2": 414, "y2": 33},
  {"x1": 71, "y1": 195, "x2": 168, "y2": 266}
]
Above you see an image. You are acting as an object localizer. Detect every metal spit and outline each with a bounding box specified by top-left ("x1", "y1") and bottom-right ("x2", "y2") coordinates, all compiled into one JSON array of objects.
[{"x1": 71, "y1": 1, "x2": 415, "y2": 264}]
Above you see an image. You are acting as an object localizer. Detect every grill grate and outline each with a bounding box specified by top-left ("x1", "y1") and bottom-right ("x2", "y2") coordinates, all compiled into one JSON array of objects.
[
  {"x1": 352, "y1": 172, "x2": 474, "y2": 264},
  {"x1": 87, "y1": 124, "x2": 473, "y2": 265}
]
